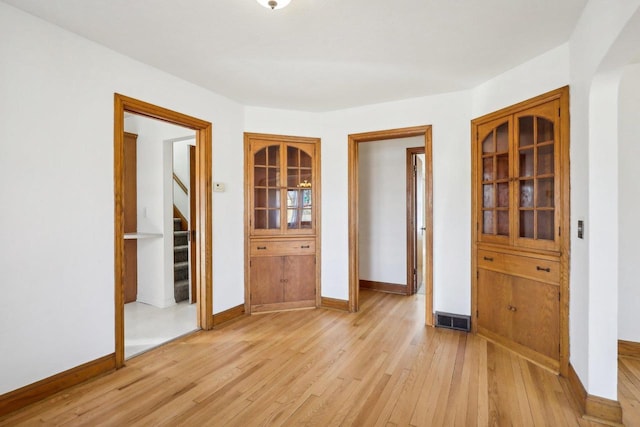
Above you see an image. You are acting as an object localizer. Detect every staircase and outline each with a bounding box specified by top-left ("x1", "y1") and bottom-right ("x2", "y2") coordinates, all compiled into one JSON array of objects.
[{"x1": 173, "y1": 218, "x2": 190, "y2": 302}]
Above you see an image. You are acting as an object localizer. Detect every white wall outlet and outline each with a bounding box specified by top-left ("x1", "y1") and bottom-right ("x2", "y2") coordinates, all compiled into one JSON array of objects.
[{"x1": 213, "y1": 182, "x2": 225, "y2": 192}]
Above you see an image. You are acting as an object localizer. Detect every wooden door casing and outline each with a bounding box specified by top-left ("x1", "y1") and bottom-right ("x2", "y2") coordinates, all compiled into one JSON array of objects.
[{"x1": 114, "y1": 93, "x2": 214, "y2": 370}]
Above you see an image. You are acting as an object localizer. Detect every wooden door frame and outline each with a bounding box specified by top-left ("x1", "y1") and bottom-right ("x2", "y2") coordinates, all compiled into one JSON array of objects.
[
  {"x1": 348, "y1": 126, "x2": 434, "y2": 325},
  {"x1": 114, "y1": 94, "x2": 213, "y2": 369},
  {"x1": 406, "y1": 146, "x2": 425, "y2": 296}
]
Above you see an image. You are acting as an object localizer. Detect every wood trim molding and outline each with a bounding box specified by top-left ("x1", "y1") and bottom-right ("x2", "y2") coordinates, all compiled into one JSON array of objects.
[
  {"x1": 584, "y1": 395, "x2": 623, "y2": 426},
  {"x1": 567, "y1": 363, "x2": 587, "y2": 414},
  {"x1": 212, "y1": 304, "x2": 246, "y2": 327},
  {"x1": 321, "y1": 297, "x2": 349, "y2": 311},
  {"x1": 360, "y1": 280, "x2": 408, "y2": 295},
  {"x1": 619, "y1": 339, "x2": 640, "y2": 359},
  {"x1": 0, "y1": 354, "x2": 115, "y2": 417},
  {"x1": 114, "y1": 93, "x2": 213, "y2": 369},
  {"x1": 567, "y1": 363, "x2": 623, "y2": 426},
  {"x1": 348, "y1": 125, "x2": 433, "y2": 324},
  {"x1": 173, "y1": 172, "x2": 188, "y2": 195}
]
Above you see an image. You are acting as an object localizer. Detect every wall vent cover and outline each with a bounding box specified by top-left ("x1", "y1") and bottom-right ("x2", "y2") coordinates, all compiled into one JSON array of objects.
[{"x1": 435, "y1": 311, "x2": 470, "y2": 332}]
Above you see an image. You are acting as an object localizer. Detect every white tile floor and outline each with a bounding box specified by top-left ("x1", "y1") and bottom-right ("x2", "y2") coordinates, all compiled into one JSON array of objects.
[{"x1": 124, "y1": 301, "x2": 197, "y2": 359}]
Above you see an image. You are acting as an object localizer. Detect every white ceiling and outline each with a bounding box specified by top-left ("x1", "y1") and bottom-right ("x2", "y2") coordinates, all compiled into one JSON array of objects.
[{"x1": 2, "y1": 0, "x2": 588, "y2": 111}]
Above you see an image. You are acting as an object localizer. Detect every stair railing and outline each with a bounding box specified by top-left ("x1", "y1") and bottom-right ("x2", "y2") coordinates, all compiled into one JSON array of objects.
[{"x1": 173, "y1": 173, "x2": 188, "y2": 195}]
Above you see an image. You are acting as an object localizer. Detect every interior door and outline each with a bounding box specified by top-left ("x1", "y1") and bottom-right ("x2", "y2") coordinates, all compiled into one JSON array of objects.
[
  {"x1": 415, "y1": 154, "x2": 426, "y2": 292},
  {"x1": 406, "y1": 147, "x2": 426, "y2": 295},
  {"x1": 123, "y1": 132, "x2": 137, "y2": 303},
  {"x1": 189, "y1": 145, "x2": 197, "y2": 303}
]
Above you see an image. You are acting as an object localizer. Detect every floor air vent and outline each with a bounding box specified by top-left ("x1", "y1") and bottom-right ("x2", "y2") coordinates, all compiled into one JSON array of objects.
[{"x1": 435, "y1": 311, "x2": 470, "y2": 332}]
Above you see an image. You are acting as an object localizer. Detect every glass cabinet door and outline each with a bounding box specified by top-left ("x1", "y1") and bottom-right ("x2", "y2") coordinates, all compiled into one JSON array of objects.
[
  {"x1": 251, "y1": 141, "x2": 315, "y2": 235},
  {"x1": 286, "y1": 145, "x2": 314, "y2": 231},
  {"x1": 514, "y1": 101, "x2": 559, "y2": 250},
  {"x1": 475, "y1": 100, "x2": 560, "y2": 251},
  {"x1": 477, "y1": 117, "x2": 512, "y2": 244},
  {"x1": 253, "y1": 144, "x2": 281, "y2": 232}
]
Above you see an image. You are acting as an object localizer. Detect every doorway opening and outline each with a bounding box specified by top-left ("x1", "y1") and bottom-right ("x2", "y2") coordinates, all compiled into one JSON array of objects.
[
  {"x1": 407, "y1": 147, "x2": 426, "y2": 296},
  {"x1": 114, "y1": 94, "x2": 213, "y2": 368},
  {"x1": 348, "y1": 126, "x2": 433, "y2": 325},
  {"x1": 122, "y1": 120, "x2": 199, "y2": 359},
  {"x1": 171, "y1": 137, "x2": 197, "y2": 305}
]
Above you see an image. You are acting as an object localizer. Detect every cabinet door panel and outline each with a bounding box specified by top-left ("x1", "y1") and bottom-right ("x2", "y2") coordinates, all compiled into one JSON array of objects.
[
  {"x1": 284, "y1": 255, "x2": 316, "y2": 302},
  {"x1": 476, "y1": 116, "x2": 513, "y2": 244},
  {"x1": 285, "y1": 143, "x2": 315, "y2": 234},
  {"x1": 250, "y1": 256, "x2": 283, "y2": 305},
  {"x1": 511, "y1": 277, "x2": 560, "y2": 360},
  {"x1": 250, "y1": 141, "x2": 282, "y2": 235},
  {"x1": 477, "y1": 269, "x2": 512, "y2": 339},
  {"x1": 514, "y1": 100, "x2": 560, "y2": 251}
]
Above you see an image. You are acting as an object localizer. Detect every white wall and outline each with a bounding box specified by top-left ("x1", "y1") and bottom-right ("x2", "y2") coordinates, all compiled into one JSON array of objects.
[
  {"x1": 618, "y1": 64, "x2": 640, "y2": 343},
  {"x1": 472, "y1": 44, "x2": 571, "y2": 117},
  {"x1": 569, "y1": 0, "x2": 640, "y2": 399},
  {"x1": 0, "y1": 3, "x2": 244, "y2": 394},
  {"x1": 358, "y1": 137, "x2": 423, "y2": 285}
]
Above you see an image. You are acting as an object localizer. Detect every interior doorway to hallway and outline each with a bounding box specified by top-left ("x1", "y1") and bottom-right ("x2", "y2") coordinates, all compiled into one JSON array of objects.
[
  {"x1": 348, "y1": 126, "x2": 434, "y2": 325},
  {"x1": 114, "y1": 94, "x2": 213, "y2": 368},
  {"x1": 407, "y1": 148, "x2": 426, "y2": 296},
  {"x1": 121, "y1": 115, "x2": 198, "y2": 359}
]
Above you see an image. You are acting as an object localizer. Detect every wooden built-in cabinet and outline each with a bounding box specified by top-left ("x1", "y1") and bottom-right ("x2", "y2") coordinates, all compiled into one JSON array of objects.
[
  {"x1": 471, "y1": 87, "x2": 569, "y2": 374},
  {"x1": 245, "y1": 133, "x2": 321, "y2": 313}
]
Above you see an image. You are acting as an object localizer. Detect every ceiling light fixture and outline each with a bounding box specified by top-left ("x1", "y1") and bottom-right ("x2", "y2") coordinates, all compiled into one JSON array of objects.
[{"x1": 256, "y1": 0, "x2": 291, "y2": 10}]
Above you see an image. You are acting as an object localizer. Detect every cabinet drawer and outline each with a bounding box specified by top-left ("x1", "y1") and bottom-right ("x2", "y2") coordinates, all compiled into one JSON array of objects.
[
  {"x1": 250, "y1": 240, "x2": 315, "y2": 256},
  {"x1": 477, "y1": 249, "x2": 559, "y2": 284}
]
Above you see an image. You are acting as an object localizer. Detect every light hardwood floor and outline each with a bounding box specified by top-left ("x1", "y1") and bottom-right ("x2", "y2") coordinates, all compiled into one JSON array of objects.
[{"x1": 2, "y1": 290, "x2": 639, "y2": 426}]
